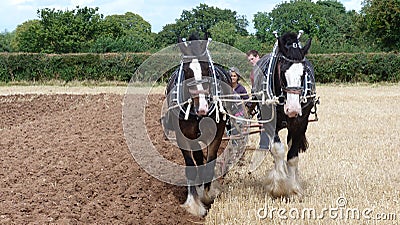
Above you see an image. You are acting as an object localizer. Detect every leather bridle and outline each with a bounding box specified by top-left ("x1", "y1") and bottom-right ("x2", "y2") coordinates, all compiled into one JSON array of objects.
[{"x1": 277, "y1": 54, "x2": 307, "y2": 95}]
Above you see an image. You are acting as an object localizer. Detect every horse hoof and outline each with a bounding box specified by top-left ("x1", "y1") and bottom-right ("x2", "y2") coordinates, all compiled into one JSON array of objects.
[
  {"x1": 181, "y1": 198, "x2": 207, "y2": 217},
  {"x1": 181, "y1": 203, "x2": 207, "y2": 217},
  {"x1": 200, "y1": 182, "x2": 222, "y2": 206}
]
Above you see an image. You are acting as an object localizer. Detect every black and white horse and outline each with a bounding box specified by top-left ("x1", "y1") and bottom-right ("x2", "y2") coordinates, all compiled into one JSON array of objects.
[
  {"x1": 163, "y1": 33, "x2": 231, "y2": 216},
  {"x1": 252, "y1": 31, "x2": 318, "y2": 198}
]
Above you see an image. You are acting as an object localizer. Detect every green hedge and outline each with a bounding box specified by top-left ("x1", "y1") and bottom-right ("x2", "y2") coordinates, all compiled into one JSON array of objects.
[
  {"x1": 0, "y1": 53, "x2": 150, "y2": 83},
  {"x1": 0, "y1": 52, "x2": 399, "y2": 83},
  {"x1": 307, "y1": 53, "x2": 400, "y2": 83}
]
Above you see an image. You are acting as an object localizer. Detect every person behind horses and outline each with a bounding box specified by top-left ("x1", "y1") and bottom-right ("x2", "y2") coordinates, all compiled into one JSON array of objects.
[
  {"x1": 224, "y1": 67, "x2": 249, "y2": 164},
  {"x1": 246, "y1": 50, "x2": 271, "y2": 153},
  {"x1": 229, "y1": 66, "x2": 249, "y2": 104},
  {"x1": 246, "y1": 49, "x2": 261, "y2": 87},
  {"x1": 226, "y1": 67, "x2": 248, "y2": 136}
]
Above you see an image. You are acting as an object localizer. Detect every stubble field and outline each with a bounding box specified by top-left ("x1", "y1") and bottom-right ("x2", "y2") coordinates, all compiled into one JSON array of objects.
[
  {"x1": 0, "y1": 84, "x2": 399, "y2": 224},
  {"x1": 206, "y1": 84, "x2": 400, "y2": 224}
]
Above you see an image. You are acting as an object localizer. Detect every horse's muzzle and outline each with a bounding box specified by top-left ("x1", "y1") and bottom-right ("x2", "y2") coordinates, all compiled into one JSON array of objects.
[
  {"x1": 285, "y1": 108, "x2": 300, "y2": 118},
  {"x1": 284, "y1": 93, "x2": 302, "y2": 118},
  {"x1": 188, "y1": 88, "x2": 210, "y2": 116},
  {"x1": 196, "y1": 95, "x2": 209, "y2": 116},
  {"x1": 197, "y1": 108, "x2": 208, "y2": 116}
]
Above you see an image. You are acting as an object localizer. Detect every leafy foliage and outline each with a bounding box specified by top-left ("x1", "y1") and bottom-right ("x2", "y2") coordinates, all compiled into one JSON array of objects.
[
  {"x1": 11, "y1": 20, "x2": 43, "y2": 52},
  {"x1": 90, "y1": 12, "x2": 156, "y2": 53},
  {"x1": 10, "y1": 7, "x2": 155, "y2": 53},
  {"x1": 0, "y1": 31, "x2": 14, "y2": 52},
  {"x1": 169, "y1": 4, "x2": 248, "y2": 40},
  {"x1": 361, "y1": 0, "x2": 400, "y2": 51},
  {"x1": 154, "y1": 23, "x2": 182, "y2": 49},
  {"x1": 308, "y1": 52, "x2": 400, "y2": 82},
  {"x1": 209, "y1": 21, "x2": 237, "y2": 46},
  {"x1": 1, "y1": 52, "x2": 399, "y2": 83},
  {"x1": 1, "y1": 2, "x2": 400, "y2": 84},
  {"x1": 2, "y1": 1, "x2": 399, "y2": 54},
  {"x1": 38, "y1": 6, "x2": 104, "y2": 53},
  {"x1": 253, "y1": 0, "x2": 363, "y2": 53},
  {"x1": 0, "y1": 53, "x2": 149, "y2": 82}
]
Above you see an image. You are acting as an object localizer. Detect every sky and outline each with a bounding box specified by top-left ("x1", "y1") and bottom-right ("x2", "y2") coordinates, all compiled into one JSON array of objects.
[{"x1": 1, "y1": 0, "x2": 363, "y2": 34}]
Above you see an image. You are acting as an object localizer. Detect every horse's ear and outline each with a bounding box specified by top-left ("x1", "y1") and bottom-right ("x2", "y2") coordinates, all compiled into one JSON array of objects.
[
  {"x1": 204, "y1": 32, "x2": 209, "y2": 40},
  {"x1": 177, "y1": 36, "x2": 187, "y2": 52},
  {"x1": 201, "y1": 34, "x2": 209, "y2": 49},
  {"x1": 302, "y1": 38, "x2": 312, "y2": 55}
]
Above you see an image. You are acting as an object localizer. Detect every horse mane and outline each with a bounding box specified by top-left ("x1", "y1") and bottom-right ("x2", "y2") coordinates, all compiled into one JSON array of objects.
[{"x1": 214, "y1": 64, "x2": 232, "y2": 87}]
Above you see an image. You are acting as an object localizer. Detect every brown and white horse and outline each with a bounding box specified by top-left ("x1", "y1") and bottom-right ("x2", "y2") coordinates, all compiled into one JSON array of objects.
[
  {"x1": 164, "y1": 33, "x2": 231, "y2": 216},
  {"x1": 252, "y1": 31, "x2": 318, "y2": 199}
]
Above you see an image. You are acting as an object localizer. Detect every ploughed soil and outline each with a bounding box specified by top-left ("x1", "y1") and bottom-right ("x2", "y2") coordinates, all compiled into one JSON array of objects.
[{"x1": 0, "y1": 93, "x2": 210, "y2": 224}]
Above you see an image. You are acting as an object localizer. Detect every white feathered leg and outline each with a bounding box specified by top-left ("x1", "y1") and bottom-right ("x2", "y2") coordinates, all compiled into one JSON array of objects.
[
  {"x1": 287, "y1": 157, "x2": 303, "y2": 198},
  {"x1": 181, "y1": 186, "x2": 207, "y2": 217},
  {"x1": 266, "y1": 141, "x2": 290, "y2": 198}
]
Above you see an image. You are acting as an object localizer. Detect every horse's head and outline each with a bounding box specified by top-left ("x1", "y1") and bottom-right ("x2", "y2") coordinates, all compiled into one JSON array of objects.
[
  {"x1": 277, "y1": 32, "x2": 311, "y2": 118},
  {"x1": 178, "y1": 33, "x2": 211, "y2": 116}
]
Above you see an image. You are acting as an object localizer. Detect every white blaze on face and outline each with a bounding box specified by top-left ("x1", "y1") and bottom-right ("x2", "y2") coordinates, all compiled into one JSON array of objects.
[
  {"x1": 190, "y1": 59, "x2": 208, "y2": 115},
  {"x1": 284, "y1": 63, "x2": 303, "y2": 117}
]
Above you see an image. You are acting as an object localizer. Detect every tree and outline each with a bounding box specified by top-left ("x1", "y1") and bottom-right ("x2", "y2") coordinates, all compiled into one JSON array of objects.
[
  {"x1": 11, "y1": 20, "x2": 43, "y2": 52},
  {"x1": 314, "y1": 0, "x2": 362, "y2": 52},
  {"x1": 155, "y1": 23, "x2": 182, "y2": 48},
  {"x1": 38, "y1": 6, "x2": 104, "y2": 53},
  {"x1": 158, "y1": 3, "x2": 249, "y2": 46},
  {"x1": 90, "y1": 35, "x2": 155, "y2": 53},
  {"x1": 233, "y1": 35, "x2": 265, "y2": 53},
  {"x1": 253, "y1": 0, "x2": 363, "y2": 53},
  {"x1": 253, "y1": 12, "x2": 272, "y2": 43},
  {"x1": 209, "y1": 21, "x2": 237, "y2": 46},
  {"x1": 0, "y1": 31, "x2": 14, "y2": 52},
  {"x1": 103, "y1": 12, "x2": 152, "y2": 36},
  {"x1": 361, "y1": 0, "x2": 400, "y2": 51},
  {"x1": 91, "y1": 12, "x2": 155, "y2": 52},
  {"x1": 11, "y1": 6, "x2": 157, "y2": 53},
  {"x1": 279, "y1": 1, "x2": 319, "y2": 36}
]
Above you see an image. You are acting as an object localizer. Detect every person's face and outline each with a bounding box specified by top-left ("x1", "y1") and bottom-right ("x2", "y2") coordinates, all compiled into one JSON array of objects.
[
  {"x1": 231, "y1": 72, "x2": 238, "y2": 84},
  {"x1": 247, "y1": 54, "x2": 260, "y2": 66}
]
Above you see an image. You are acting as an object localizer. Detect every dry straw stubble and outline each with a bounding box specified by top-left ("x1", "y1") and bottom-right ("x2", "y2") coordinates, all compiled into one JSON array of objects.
[{"x1": 206, "y1": 84, "x2": 400, "y2": 225}]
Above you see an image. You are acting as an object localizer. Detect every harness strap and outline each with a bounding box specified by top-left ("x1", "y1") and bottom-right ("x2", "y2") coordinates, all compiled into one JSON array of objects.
[
  {"x1": 215, "y1": 99, "x2": 220, "y2": 123},
  {"x1": 184, "y1": 99, "x2": 192, "y2": 120},
  {"x1": 218, "y1": 98, "x2": 227, "y2": 121},
  {"x1": 280, "y1": 55, "x2": 305, "y2": 63}
]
